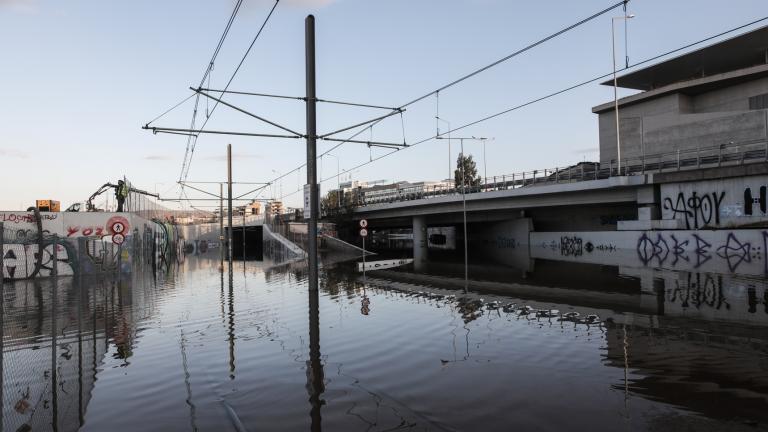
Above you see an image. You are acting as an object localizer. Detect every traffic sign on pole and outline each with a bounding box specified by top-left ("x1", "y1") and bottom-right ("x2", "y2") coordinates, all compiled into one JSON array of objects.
[
  {"x1": 359, "y1": 219, "x2": 368, "y2": 228},
  {"x1": 359, "y1": 228, "x2": 368, "y2": 237}
]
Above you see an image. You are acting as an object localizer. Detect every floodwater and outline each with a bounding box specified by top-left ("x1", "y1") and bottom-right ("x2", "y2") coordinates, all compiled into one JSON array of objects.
[{"x1": 2, "y1": 249, "x2": 768, "y2": 431}]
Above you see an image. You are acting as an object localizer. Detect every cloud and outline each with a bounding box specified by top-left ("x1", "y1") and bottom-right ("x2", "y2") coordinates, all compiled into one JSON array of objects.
[
  {"x1": 0, "y1": 148, "x2": 29, "y2": 159},
  {"x1": 143, "y1": 154, "x2": 173, "y2": 161},
  {"x1": 0, "y1": 0, "x2": 38, "y2": 13}
]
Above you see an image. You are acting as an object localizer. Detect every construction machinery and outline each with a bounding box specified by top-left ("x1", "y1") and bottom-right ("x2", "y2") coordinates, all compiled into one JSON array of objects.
[{"x1": 35, "y1": 200, "x2": 60, "y2": 212}]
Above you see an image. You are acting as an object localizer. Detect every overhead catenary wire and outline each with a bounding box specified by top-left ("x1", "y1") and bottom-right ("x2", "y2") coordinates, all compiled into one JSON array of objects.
[
  {"x1": 176, "y1": 0, "x2": 246, "y2": 184},
  {"x1": 269, "y1": 14, "x2": 768, "y2": 202},
  {"x1": 180, "y1": 0, "x2": 281, "y2": 185},
  {"x1": 249, "y1": 1, "x2": 630, "y2": 200}
]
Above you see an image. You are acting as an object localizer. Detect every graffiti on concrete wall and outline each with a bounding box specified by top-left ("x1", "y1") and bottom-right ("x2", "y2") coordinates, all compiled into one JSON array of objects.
[
  {"x1": 560, "y1": 236, "x2": 583, "y2": 257},
  {"x1": 637, "y1": 231, "x2": 767, "y2": 273},
  {"x1": 661, "y1": 177, "x2": 768, "y2": 228},
  {"x1": 1, "y1": 213, "x2": 58, "y2": 224},
  {"x1": 532, "y1": 229, "x2": 768, "y2": 276},
  {"x1": 3, "y1": 241, "x2": 76, "y2": 279},
  {"x1": 744, "y1": 186, "x2": 767, "y2": 216},
  {"x1": 662, "y1": 191, "x2": 725, "y2": 230}
]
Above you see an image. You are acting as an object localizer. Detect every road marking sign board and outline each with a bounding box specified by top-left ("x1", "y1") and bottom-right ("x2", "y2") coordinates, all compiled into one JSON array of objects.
[{"x1": 112, "y1": 233, "x2": 125, "y2": 245}]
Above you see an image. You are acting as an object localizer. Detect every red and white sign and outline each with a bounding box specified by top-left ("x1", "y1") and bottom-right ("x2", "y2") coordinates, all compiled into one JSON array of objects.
[
  {"x1": 359, "y1": 219, "x2": 368, "y2": 228},
  {"x1": 359, "y1": 228, "x2": 368, "y2": 237},
  {"x1": 107, "y1": 216, "x2": 130, "y2": 235},
  {"x1": 112, "y1": 233, "x2": 125, "y2": 245}
]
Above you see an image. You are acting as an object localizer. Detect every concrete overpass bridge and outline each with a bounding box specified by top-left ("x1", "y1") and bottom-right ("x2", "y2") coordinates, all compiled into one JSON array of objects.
[{"x1": 348, "y1": 148, "x2": 768, "y2": 274}]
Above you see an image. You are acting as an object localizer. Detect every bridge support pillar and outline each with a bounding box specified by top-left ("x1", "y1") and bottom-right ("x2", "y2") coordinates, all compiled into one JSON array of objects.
[{"x1": 413, "y1": 216, "x2": 428, "y2": 271}]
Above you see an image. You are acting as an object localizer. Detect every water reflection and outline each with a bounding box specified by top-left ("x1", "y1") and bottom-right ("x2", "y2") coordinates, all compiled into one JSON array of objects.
[{"x1": 2, "y1": 242, "x2": 768, "y2": 430}]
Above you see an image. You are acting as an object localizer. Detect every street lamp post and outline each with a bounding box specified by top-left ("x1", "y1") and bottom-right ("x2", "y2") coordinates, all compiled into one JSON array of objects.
[
  {"x1": 612, "y1": 13, "x2": 634, "y2": 176},
  {"x1": 436, "y1": 117, "x2": 452, "y2": 186},
  {"x1": 473, "y1": 136, "x2": 494, "y2": 191}
]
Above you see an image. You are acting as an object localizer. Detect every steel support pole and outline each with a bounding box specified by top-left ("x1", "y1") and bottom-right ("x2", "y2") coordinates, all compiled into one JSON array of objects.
[
  {"x1": 220, "y1": 183, "x2": 224, "y2": 268},
  {"x1": 612, "y1": 19, "x2": 622, "y2": 175},
  {"x1": 460, "y1": 139, "x2": 468, "y2": 290},
  {"x1": 227, "y1": 144, "x2": 233, "y2": 266},
  {"x1": 306, "y1": 15, "x2": 319, "y2": 292}
]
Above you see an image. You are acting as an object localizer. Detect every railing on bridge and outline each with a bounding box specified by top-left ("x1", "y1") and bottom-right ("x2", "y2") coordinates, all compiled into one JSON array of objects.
[{"x1": 346, "y1": 138, "x2": 768, "y2": 208}]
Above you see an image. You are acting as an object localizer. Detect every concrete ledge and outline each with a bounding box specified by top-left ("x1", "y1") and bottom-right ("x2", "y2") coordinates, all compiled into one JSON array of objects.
[
  {"x1": 617, "y1": 219, "x2": 682, "y2": 231},
  {"x1": 651, "y1": 162, "x2": 768, "y2": 184},
  {"x1": 355, "y1": 175, "x2": 649, "y2": 218}
]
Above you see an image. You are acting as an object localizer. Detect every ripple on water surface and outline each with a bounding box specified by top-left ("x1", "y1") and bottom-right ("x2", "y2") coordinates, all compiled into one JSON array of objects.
[{"x1": 3, "y1": 255, "x2": 768, "y2": 431}]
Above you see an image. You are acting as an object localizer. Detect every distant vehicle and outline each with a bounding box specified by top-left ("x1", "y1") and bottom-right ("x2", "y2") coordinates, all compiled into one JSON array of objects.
[
  {"x1": 65, "y1": 202, "x2": 85, "y2": 212},
  {"x1": 35, "y1": 200, "x2": 60, "y2": 212}
]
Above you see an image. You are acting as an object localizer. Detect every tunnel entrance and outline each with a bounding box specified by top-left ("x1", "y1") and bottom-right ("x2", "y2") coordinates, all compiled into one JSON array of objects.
[{"x1": 230, "y1": 225, "x2": 264, "y2": 260}]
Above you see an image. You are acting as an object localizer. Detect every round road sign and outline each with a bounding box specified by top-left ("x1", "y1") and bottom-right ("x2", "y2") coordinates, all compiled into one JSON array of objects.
[
  {"x1": 111, "y1": 221, "x2": 126, "y2": 234},
  {"x1": 359, "y1": 228, "x2": 368, "y2": 237},
  {"x1": 112, "y1": 233, "x2": 126, "y2": 245},
  {"x1": 359, "y1": 219, "x2": 368, "y2": 228}
]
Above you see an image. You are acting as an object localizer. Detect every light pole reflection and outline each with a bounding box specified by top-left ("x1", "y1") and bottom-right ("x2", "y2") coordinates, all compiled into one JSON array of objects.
[{"x1": 307, "y1": 284, "x2": 324, "y2": 431}]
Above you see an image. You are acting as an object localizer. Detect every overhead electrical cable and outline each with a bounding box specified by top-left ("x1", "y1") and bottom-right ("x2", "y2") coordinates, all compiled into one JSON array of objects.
[
  {"x1": 270, "y1": 15, "x2": 768, "y2": 202},
  {"x1": 250, "y1": 0, "x2": 629, "y2": 199},
  {"x1": 182, "y1": 0, "x2": 281, "y2": 184}
]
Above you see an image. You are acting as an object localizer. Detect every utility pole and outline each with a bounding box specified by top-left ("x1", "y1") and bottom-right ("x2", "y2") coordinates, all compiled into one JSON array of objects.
[
  {"x1": 219, "y1": 183, "x2": 224, "y2": 267},
  {"x1": 227, "y1": 144, "x2": 233, "y2": 265},
  {"x1": 306, "y1": 15, "x2": 319, "y2": 292}
]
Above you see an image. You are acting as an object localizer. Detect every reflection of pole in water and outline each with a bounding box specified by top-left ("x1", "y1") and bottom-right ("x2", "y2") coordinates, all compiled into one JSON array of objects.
[
  {"x1": 77, "y1": 240, "x2": 85, "y2": 426},
  {"x1": 228, "y1": 265, "x2": 236, "y2": 380},
  {"x1": 308, "y1": 285, "x2": 324, "y2": 432},
  {"x1": 180, "y1": 330, "x2": 199, "y2": 431},
  {"x1": 623, "y1": 324, "x2": 630, "y2": 418},
  {"x1": 52, "y1": 235, "x2": 59, "y2": 431},
  {"x1": 0, "y1": 222, "x2": 4, "y2": 432}
]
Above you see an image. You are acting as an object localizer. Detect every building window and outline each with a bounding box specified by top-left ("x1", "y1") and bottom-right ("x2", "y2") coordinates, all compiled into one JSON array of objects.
[{"x1": 749, "y1": 93, "x2": 768, "y2": 110}]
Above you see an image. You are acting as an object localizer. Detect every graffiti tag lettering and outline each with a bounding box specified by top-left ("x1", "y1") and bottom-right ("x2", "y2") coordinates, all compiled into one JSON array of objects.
[
  {"x1": 560, "y1": 236, "x2": 583, "y2": 257},
  {"x1": 663, "y1": 191, "x2": 725, "y2": 229}
]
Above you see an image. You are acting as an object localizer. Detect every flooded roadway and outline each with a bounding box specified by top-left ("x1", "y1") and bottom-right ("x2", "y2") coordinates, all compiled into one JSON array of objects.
[{"x1": 2, "y1": 250, "x2": 768, "y2": 431}]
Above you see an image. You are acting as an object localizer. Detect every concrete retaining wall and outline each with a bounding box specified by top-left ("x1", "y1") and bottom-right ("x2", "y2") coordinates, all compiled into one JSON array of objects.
[
  {"x1": 1, "y1": 211, "x2": 178, "y2": 280},
  {"x1": 660, "y1": 175, "x2": 768, "y2": 229},
  {"x1": 531, "y1": 229, "x2": 768, "y2": 276}
]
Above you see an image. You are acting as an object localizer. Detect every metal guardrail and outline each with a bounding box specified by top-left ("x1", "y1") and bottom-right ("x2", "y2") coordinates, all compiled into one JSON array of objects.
[{"x1": 347, "y1": 138, "x2": 768, "y2": 207}]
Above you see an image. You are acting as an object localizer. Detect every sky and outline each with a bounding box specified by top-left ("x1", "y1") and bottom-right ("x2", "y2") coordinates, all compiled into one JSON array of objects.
[{"x1": 1, "y1": 0, "x2": 766, "y2": 210}]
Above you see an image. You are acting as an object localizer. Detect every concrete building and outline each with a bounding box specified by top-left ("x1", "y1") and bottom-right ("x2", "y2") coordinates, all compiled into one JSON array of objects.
[{"x1": 594, "y1": 25, "x2": 768, "y2": 167}]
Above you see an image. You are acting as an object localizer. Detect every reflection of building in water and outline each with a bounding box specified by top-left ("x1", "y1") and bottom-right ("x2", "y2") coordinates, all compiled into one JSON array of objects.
[
  {"x1": 1, "y1": 272, "x2": 152, "y2": 431},
  {"x1": 349, "y1": 260, "x2": 768, "y2": 422},
  {"x1": 605, "y1": 318, "x2": 768, "y2": 422}
]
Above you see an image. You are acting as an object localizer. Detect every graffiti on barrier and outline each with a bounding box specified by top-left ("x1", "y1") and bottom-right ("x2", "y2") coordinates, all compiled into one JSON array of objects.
[
  {"x1": 668, "y1": 273, "x2": 730, "y2": 311},
  {"x1": 744, "y1": 186, "x2": 767, "y2": 216},
  {"x1": 0, "y1": 213, "x2": 58, "y2": 224},
  {"x1": 67, "y1": 226, "x2": 108, "y2": 237},
  {"x1": 2, "y1": 241, "x2": 76, "y2": 279},
  {"x1": 662, "y1": 191, "x2": 725, "y2": 230},
  {"x1": 636, "y1": 231, "x2": 765, "y2": 273},
  {"x1": 560, "y1": 236, "x2": 583, "y2": 257},
  {"x1": 496, "y1": 236, "x2": 517, "y2": 249}
]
